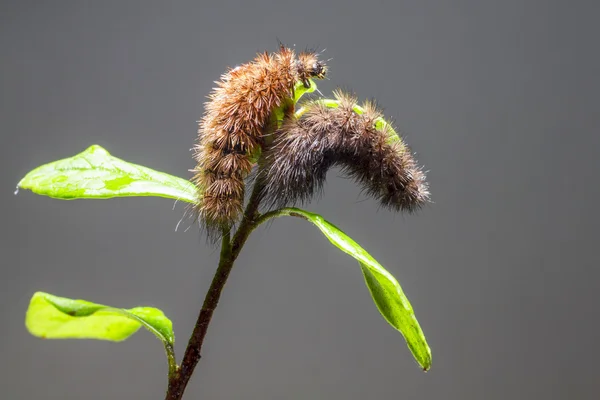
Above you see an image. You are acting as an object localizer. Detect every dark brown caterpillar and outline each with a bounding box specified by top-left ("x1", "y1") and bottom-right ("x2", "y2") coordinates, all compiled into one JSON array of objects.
[
  {"x1": 192, "y1": 46, "x2": 327, "y2": 236},
  {"x1": 257, "y1": 90, "x2": 430, "y2": 211}
]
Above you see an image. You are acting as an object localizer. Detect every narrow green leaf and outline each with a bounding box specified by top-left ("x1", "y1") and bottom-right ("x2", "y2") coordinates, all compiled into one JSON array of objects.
[
  {"x1": 269, "y1": 208, "x2": 432, "y2": 370},
  {"x1": 17, "y1": 145, "x2": 198, "y2": 203}
]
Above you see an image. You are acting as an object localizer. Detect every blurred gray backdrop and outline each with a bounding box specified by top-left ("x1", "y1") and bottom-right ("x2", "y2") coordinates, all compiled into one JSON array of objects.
[{"x1": 2, "y1": 1, "x2": 599, "y2": 399}]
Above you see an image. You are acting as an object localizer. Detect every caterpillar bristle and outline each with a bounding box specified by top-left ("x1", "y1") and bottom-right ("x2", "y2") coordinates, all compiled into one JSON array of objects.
[
  {"x1": 192, "y1": 46, "x2": 327, "y2": 240},
  {"x1": 257, "y1": 90, "x2": 430, "y2": 213}
]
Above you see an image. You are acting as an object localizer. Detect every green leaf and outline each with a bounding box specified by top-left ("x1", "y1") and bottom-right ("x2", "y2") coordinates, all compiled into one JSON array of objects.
[
  {"x1": 17, "y1": 145, "x2": 198, "y2": 203},
  {"x1": 250, "y1": 79, "x2": 319, "y2": 164},
  {"x1": 293, "y1": 79, "x2": 317, "y2": 103},
  {"x1": 269, "y1": 79, "x2": 318, "y2": 130},
  {"x1": 26, "y1": 292, "x2": 174, "y2": 344},
  {"x1": 268, "y1": 208, "x2": 432, "y2": 371},
  {"x1": 26, "y1": 292, "x2": 177, "y2": 373}
]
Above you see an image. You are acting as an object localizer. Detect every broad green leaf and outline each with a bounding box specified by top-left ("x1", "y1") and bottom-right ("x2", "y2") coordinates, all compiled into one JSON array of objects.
[
  {"x1": 26, "y1": 292, "x2": 174, "y2": 344},
  {"x1": 271, "y1": 208, "x2": 431, "y2": 370},
  {"x1": 26, "y1": 292, "x2": 177, "y2": 373},
  {"x1": 17, "y1": 145, "x2": 198, "y2": 203}
]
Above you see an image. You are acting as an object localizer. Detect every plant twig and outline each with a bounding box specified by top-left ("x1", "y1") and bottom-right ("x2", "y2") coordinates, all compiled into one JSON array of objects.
[
  {"x1": 165, "y1": 181, "x2": 266, "y2": 400},
  {"x1": 165, "y1": 100, "x2": 294, "y2": 400}
]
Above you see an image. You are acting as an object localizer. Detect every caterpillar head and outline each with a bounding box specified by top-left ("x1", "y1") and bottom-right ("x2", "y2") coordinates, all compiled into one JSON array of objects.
[{"x1": 296, "y1": 52, "x2": 327, "y2": 88}]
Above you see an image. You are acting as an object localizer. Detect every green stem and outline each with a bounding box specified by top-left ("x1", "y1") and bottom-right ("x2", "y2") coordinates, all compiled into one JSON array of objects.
[
  {"x1": 165, "y1": 343, "x2": 178, "y2": 379},
  {"x1": 255, "y1": 207, "x2": 307, "y2": 226}
]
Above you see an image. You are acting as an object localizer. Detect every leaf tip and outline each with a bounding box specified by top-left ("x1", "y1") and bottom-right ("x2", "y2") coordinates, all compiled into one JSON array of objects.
[
  {"x1": 15, "y1": 145, "x2": 110, "y2": 194},
  {"x1": 419, "y1": 351, "x2": 432, "y2": 372},
  {"x1": 30, "y1": 291, "x2": 47, "y2": 300},
  {"x1": 84, "y1": 144, "x2": 110, "y2": 155},
  {"x1": 16, "y1": 175, "x2": 31, "y2": 191}
]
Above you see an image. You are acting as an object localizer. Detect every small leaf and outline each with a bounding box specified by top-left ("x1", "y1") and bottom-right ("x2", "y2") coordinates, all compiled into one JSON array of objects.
[
  {"x1": 275, "y1": 208, "x2": 432, "y2": 370},
  {"x1": 293, "y1": 79, "x2": 317, "y2": 103},
  {"x1": 250, "y1": 79, "x2": 318, "y2": 164},
  {"x1": 270, "y1": 79, "x2": 318, "y2": 130},
  {"x1": 25, "y1": 292, "x2": 174, "y2": 346},
  {"x1": 17, "y1": 145, "x2": 198, "y2": 203}
]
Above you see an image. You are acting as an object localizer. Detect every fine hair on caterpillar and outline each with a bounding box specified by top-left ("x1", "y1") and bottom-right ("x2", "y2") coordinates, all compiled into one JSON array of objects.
[
  {"x1": 256, "y1": 90, "x2": 430, "y2": 212},
  {"x1": 192, "y1": 45, "x2": 327, "y2": 239}
]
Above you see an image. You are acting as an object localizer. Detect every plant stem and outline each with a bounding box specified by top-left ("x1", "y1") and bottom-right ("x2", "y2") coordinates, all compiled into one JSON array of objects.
[
  {"x1": 165, "y1": 181, "x2": 265, "y2": 400},
  {"x1": 165, "y1": 100, "x2": 294, "y2": 399}
]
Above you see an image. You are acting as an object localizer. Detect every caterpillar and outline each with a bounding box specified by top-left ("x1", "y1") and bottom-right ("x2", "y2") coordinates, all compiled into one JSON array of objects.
[
  {"x1": 192, "y1": 46, "x2": 327, "y2": 236},
  {"x1": 257, "y1": 90, "x2": 430, "y2": 212}
]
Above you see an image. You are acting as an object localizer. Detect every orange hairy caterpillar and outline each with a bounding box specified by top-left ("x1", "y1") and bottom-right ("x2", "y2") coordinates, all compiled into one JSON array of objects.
[
  {"x1": 192, "y1": 46, "x2": 327, "y2": 236},
  {"x1": 257, "y1": 90, "x2": 430, "y2": 211}
]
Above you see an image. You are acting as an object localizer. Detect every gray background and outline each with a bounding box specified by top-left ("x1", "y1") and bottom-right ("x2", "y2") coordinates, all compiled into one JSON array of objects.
[{"x1": 2, "y1": 1, "x2": 599, "y2": 399}]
